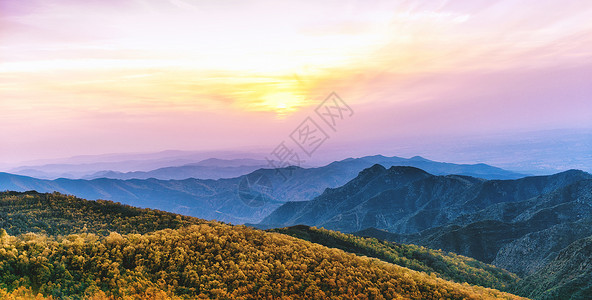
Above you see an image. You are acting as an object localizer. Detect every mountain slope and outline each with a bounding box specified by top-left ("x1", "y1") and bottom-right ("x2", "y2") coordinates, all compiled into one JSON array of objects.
[
  {"x1": 514, "y1": 235, "x2": 592, "y2": 300},
  {"x1": 270, "y1": 225, "x2": 519, "y2": 291},
  {"x1": 492, "y1": 217, "x2": 592, "y2": 277},
  {"x1": 395, "y1": 179, "x2": 592, "y2": 266},
  {"x1": 0, "y1": 191, "x2": 526, "y2": 299}
]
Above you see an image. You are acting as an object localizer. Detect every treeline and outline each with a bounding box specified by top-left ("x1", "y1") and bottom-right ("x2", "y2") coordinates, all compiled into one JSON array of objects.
[{"x1": 0, "y1": 191, "x2": 205, "y2": 236}]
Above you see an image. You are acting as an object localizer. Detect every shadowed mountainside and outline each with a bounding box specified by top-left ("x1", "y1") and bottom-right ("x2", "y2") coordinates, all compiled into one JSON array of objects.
[
  {"x1": 261, "y1": 165, "x2": 589, "y2": 234},
  {"x1": 514, "y1": 235, "x2": 592, "y2": 300}
]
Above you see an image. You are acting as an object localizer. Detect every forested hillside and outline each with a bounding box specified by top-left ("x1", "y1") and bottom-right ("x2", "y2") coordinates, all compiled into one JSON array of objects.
[
  {"x1": 0, "y1": 191, "x2": 526, "y2": 299},
  {"x1": 270, "y1": 225, "x2": 519, "y2": 291}
]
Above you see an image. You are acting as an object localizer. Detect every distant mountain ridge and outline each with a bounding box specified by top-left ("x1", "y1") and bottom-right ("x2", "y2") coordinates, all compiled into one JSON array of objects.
[
  {"x1": 0, "y1": 155, "x2": 526, "y2": 224},
  {"x1": 6, "y1": 151, "x2": 268, "y2": 179},
  {"x1": 82, "y1": 158, "x2": 269, "y2": 180},
  {"x1": 9, "y1": 154, "x2": 526, "y2": 180}
]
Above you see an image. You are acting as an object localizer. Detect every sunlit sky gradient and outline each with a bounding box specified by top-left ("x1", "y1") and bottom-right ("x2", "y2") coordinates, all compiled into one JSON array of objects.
[{"x1": 1, "y1": 0, "x2": 591, "y2": 165}]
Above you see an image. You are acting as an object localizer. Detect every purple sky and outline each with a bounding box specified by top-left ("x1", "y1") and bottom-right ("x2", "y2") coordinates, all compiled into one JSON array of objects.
[{"x1": 1, "y1": 0, "x2": 591, "y2": 167}]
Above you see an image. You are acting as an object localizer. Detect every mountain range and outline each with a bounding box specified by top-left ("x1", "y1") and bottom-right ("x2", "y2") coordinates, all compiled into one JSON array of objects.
[
  {"x1": 260, "y1": 165, "x2": 589, "y2": 233},
  {"x1": 0, "y1": 155, "x2": 525, "y2": 224},
  {"x1": 7, "y1": 155, "x2": 269, "y2": 180}
]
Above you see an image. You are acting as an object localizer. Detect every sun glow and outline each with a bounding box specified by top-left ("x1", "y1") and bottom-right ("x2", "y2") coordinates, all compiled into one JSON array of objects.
[
  {"x1": 0, "y1": 0, "x2": 400, "y2": 117},
  {"x1": 258, "y1": 92, "x2": 307, "y2": 117}
]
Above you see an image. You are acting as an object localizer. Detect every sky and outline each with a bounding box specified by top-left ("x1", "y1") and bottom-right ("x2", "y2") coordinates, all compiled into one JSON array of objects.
[{"x1": 1, "y1": 0, "x2": 591, "y2": 167}]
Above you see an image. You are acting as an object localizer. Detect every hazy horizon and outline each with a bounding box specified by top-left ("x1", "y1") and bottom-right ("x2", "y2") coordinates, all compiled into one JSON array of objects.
[{"x1": 1, "y1": 127, "x2": 590, "y2": 176}]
